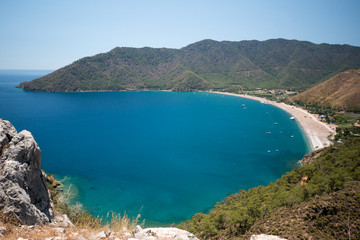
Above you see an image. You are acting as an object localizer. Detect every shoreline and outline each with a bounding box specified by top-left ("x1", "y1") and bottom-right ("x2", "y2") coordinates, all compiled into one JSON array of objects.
[{"x1": 209, "y1": 91, "x2": 336, "y2": 151}]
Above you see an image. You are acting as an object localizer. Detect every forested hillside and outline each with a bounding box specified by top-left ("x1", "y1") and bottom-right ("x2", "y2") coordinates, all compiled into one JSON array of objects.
[{"x1": 18, "y1": 39, "x2": 360, "y2": 92}]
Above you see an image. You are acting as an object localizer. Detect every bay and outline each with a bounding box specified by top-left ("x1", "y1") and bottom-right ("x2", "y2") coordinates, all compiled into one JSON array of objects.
[{"x1": 0, "y1": 70, "x2": 310, "y2": 226}]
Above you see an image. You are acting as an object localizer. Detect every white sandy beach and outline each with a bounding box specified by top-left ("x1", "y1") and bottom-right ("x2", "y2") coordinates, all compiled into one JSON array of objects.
[{"x1": 210, "y1": 91, "x2": 336, "y2": 151}]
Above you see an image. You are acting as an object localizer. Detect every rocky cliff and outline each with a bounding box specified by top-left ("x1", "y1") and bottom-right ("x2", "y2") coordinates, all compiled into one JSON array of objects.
[{"x1": 0, "y1": 119, "x2": 53, "y2": 225}]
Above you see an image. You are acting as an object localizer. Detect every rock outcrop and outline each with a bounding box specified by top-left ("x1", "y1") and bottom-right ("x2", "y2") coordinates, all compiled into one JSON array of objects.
[
  {"x1": 0, "y1": 119, "x2": 53, "y2": 225},
  {"x1": 132, "y1": 225, "x2": 199, "y2": 240},
  {"x1": 300, "y1": 148, "x2": 325, "y2": 166},
  {"x1": 250, "y1": 234, "x2": 287, "y2": 240}
]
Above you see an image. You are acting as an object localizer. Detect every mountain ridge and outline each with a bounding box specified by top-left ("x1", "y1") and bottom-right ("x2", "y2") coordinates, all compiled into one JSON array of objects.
[{"x1": 17, "y1": 39, "x2": 360, "y2": 92}]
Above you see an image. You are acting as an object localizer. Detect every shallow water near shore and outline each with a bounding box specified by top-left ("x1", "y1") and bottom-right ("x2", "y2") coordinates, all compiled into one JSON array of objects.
[{"x1": 0, "y1": 71, "x2": 310, "y2": 226}]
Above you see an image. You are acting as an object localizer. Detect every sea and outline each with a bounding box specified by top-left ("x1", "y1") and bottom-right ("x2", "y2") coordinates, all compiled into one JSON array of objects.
[{"x1": 0, "y1": 70, "x2": 310, "y2": 226}]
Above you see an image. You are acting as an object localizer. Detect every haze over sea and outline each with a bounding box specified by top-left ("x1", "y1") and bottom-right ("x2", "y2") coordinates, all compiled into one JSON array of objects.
[{"x1": 0, "y1": 70, "x2": 310, "y2": 226}]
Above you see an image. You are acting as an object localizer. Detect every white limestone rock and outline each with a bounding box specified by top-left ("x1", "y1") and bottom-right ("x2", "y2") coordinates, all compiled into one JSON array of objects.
[
  {"x1": 133, "y1": 225, "x2": 199, "y2": 240},
  {"x1": 0, "y1": 119, "x2": 53, "y2": 225},
  {"x1": 95, "y1": 230, "x2": 111, "y2": 239},
  {"x1": 77, "y1": 236, "x2": 88, "y2": 240},
  {"x1": 51, "y1": 214, "x2": 75, "y2": 228},
  {"x1": 0, "y1": 119, "x2": 17, "y2": 153},
  {"x1": 95, "y1": 231, "x2": 107, "y2": 239},
  {"x1": 250, "y1": 234, "x2": 288, "y2": 240},
  {"x1": 0, "y1": 225, "x2": 6, "y2": 237}
]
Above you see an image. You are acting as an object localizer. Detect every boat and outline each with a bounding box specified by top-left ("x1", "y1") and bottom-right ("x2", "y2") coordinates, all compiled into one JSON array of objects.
[
  {"x1": 241, "y1": 104, "x2": 246, "y2": 107},
  {"x1": 274, "y1": 122, "x2": 278, "y2": 125},
  {"x1": 265, "y1": 132, "x2": 272, "y2": 135},
  {"x1": 289, "y1": 117, "x2": 295, "y2": 120}
]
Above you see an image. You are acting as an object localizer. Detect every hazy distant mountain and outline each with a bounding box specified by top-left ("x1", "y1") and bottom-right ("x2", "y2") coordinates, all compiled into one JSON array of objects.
[
  {"x1": 292, "y1": 69, "x2": 360, "y2": 112},
  {"x1": 18, "y1": 39, "x2": 360, "y2": 92}
]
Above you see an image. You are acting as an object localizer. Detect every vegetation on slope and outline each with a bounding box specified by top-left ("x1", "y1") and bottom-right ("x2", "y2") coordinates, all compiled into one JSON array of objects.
[
  {"x1": 18, "y1": 39, "x2": 360, "y2": 92},
  {"x1": 245, "y1": 181, "x2": 360, "y2": 240},
  {"x1": 291, "y1": 69, "x2": 360, "y2": 112},
  {"x1": 178, "y1": 136, "x2": 360, "y2": 239}
]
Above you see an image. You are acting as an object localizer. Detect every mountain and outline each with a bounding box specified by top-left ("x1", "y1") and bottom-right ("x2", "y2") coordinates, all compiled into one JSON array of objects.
[
  {"x1": 17, "y1": 39, "x2": 360, "y2": 92},
  {"x1": 291, "y1": 69, "x2": 360, "y2": 112}
]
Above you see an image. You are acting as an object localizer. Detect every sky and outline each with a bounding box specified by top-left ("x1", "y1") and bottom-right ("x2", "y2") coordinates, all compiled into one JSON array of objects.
[{"x1": 1, "y1": 0, "x2": 360, "y2": 70}]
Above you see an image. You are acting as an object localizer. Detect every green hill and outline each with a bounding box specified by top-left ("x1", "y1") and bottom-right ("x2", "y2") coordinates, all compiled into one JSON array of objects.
[{"x1": 17, "y1": 39, "x2": 360, "y2": 92}]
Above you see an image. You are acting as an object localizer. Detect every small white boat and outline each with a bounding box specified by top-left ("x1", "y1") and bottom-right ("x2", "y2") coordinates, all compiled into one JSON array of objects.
[
  {"x1": 289, "y1": 117, "x2": 296, "y2": 120},
  {"x1": 274, "y1": 122, "x2": 278, "y2": 125},
  {"x1": 291, "y1": 135, "x2": 294, "y2": 138}
]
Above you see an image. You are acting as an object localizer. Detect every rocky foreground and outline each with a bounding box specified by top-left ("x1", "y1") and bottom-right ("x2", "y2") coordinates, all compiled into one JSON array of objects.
[
  {"x1": 0, "y1": 119, "x2": 285, "y2": 240},
  {"x1": 0, "y1": 119, "x2": 53, "y2": 225}
]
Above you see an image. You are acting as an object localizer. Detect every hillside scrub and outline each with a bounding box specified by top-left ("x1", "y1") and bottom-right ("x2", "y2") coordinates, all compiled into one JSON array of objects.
[{"x1": 18, "y1": 39, "x2": 360, "y2": 92}]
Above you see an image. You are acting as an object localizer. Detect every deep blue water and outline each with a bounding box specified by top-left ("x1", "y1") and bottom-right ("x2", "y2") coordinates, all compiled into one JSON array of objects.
[{"x1": 0, "y1": 70, "x2": 310, "y2": 226}]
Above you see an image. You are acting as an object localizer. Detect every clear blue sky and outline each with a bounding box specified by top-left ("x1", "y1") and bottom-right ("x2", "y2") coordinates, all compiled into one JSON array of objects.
[{"x1": 1, "y1": 0, "x2": 359, "y2": 70}]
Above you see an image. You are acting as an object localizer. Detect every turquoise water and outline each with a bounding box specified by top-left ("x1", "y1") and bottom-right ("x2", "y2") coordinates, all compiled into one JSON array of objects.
[{"x1": 0, "y1": 70, "x2": 310, "y2": 226}]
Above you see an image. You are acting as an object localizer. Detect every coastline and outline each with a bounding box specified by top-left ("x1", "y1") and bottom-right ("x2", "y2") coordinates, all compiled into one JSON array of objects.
[{"x1": 209, "y1": 91, "x2": 336, "y2": 151}]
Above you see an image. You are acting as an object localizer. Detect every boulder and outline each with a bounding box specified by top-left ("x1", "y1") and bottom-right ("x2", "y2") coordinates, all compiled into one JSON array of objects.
[
  {"x1": 51, "y1": 214, "x2": 74, "y2": 228},
  {"x1": 0, "y1": 119, "x2": 53, "y2": 225},
  {"x1": 0, "y1": 120, "x2": 17, "y2": 153},
  {"x1": 250, "y1": 234, "x2": 287, "y2": 240},
  {"x1": 133, "y1": 225, "x2": 199, "y2": 240}
]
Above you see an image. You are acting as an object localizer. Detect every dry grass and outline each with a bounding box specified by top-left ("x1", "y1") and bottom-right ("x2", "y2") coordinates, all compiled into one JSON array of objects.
[
  {"x1": 106, "y1": 212, "x2": 142, "y2": 232},
  {"x1": 1, "y1": 198, "x2": 142, "y2": 239},
  {"x1": 1, "y1": 212, "x2": 141, "y2": 239},
  {"x1": 291, "y1": 69, "x2": 360, "y2": 112},
  {"x1": 0, "y1": 210, "x2": 20, "y2": 227}
]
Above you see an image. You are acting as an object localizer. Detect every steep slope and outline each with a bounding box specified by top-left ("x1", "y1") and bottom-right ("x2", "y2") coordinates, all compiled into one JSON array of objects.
[
  {"x1": 291, "y1": 69, "x2": 360, "y2": 112},
  {"x1": 18, "y1": 47, "x2": 183, "y2": 92},
  {"x1": 0, "y1": 119, "x2": 53, "y2": 225},
  {"x1": 17, "y1": 39, "x2": 360, "y2": 92},
  {"x1": 245, "y1": 181, "x2": 360, "y2": 240}
]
